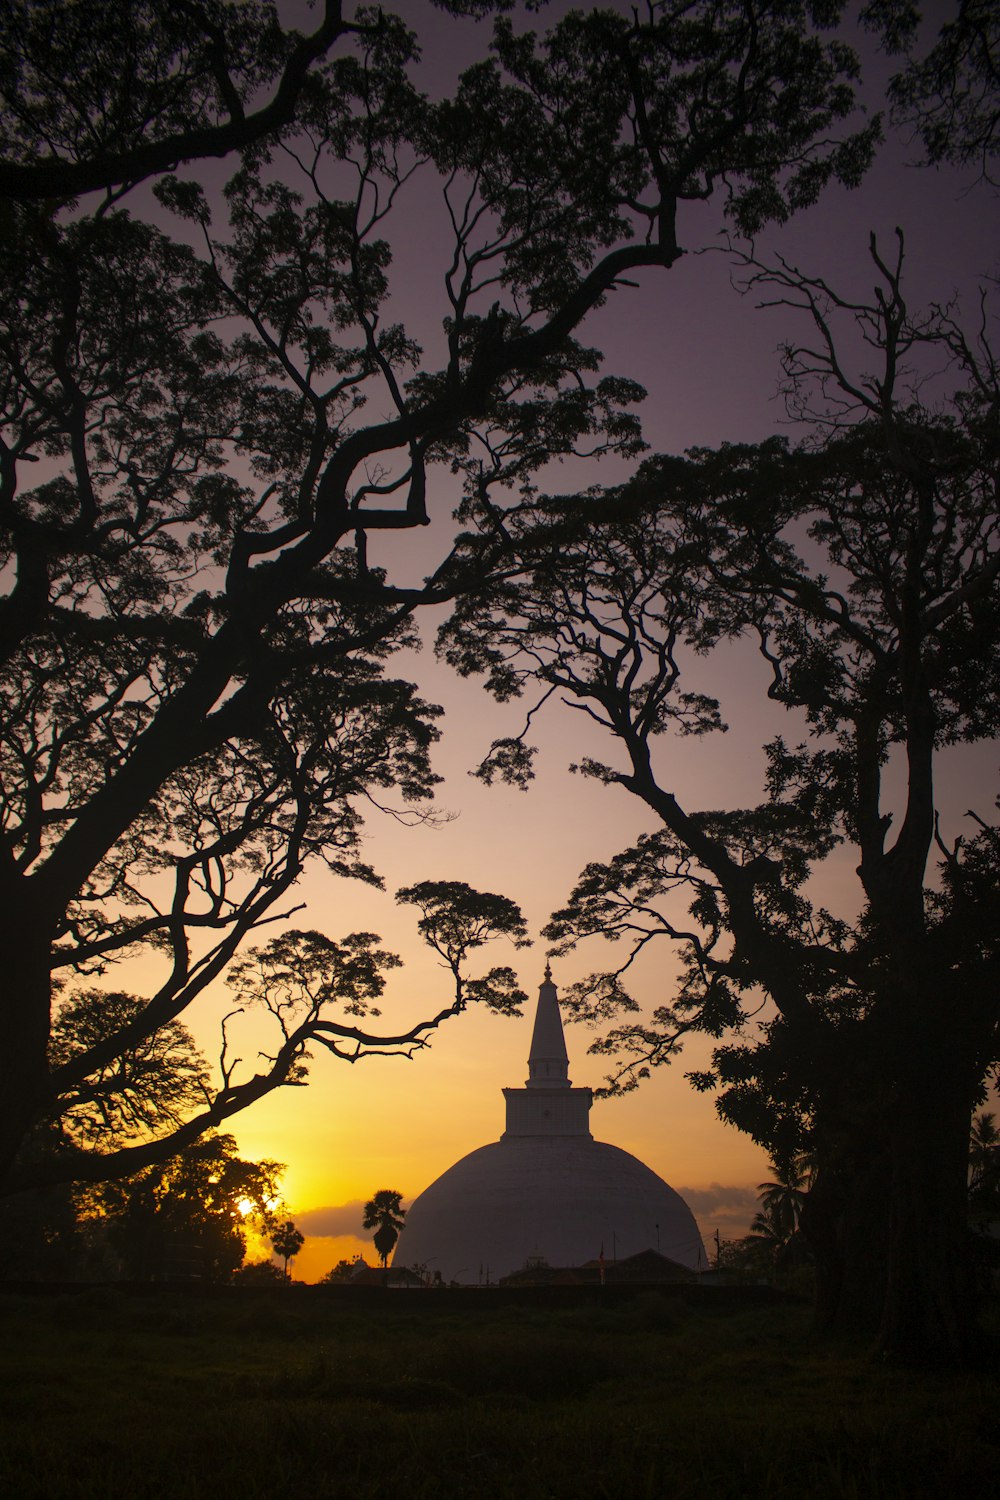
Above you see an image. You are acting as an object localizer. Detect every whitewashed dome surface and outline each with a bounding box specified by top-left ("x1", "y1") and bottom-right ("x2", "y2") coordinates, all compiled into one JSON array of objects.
[{"x1": 392, "y1": 970, "x2": 706, "y2": 1284}]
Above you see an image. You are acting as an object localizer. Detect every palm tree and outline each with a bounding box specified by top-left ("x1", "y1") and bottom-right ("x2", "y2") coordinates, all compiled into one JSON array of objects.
[
  {"x1": 747, "y1": 1200, "x2": 789, "y2": 1249},
  {"x1": 363, "y1": 1189, "x2": 406, "y2": 1269},
  {"x1": 270, "y1": 1219, "x2": 304, "y2": 1279},
  {"x1": 969, "y1": 1112, "x2": 1000, "y2": 1229},
  {"x1": 970, "y1": 1112, "x2": 999, "y2": 1183},
  {"x1": 756, "y1": 1154, "x2": 812, "y2": 1242}
]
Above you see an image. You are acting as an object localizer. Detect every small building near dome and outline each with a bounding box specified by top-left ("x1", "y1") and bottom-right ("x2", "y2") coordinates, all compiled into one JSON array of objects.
[
  {"x1": 499, "y1": 1247, "x2": 696, "y2": 1288},
  {"x1": 392, "y1": 968, "x2": 706, "y2": 1284}
]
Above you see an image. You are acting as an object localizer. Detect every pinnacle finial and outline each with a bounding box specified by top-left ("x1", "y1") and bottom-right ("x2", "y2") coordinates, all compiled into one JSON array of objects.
[{"x1": 527, "y1": 963, "x2": 569, "y2": 1087}]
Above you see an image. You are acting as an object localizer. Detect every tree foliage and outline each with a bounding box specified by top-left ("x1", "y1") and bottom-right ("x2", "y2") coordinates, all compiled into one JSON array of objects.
[
  {"x1": 321, "y1": 1255, "x2": 370, "y2": 1283},
  {"x1": 969, "y1": 1111, "x2": 1000, "y2": 1231},
  {"x1": 270, "y1": 1217, "x2": 305, "y2": 1276},
  {"x1": 49, "y1": 991, "x2": 210, "y2": 1149},
  {"x1": 755, "y1": 1156, "x2": 811, "y2": 1241},
  {"x1": 17, "y1": 880, "x2": 529, "y2": 1198},
  {"x1": 439, "y1": 235, "x2": 1000, "y2": 1355},
  {"x1": 83, "y1": 1132, "x2": 283, "y2": 1282},
  {"x1": 1, "y1": 0, "x2": 345, "y2": 202},
  {"x1": 1, "y1": 0, "x2": 877, "y2": 1194},
  {"x1": 864, "y1": 0, "x2": 1000, "y2": 180},
  {"x1": 234, "y1": 1256, "x2": 288, "y2": 1283}
]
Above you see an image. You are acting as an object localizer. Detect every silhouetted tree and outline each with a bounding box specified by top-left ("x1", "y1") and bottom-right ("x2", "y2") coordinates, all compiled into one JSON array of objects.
[
  {"x1": 49, "y1": 992, "x2": 210, "y2": 1150},
  {"x1": 0, "y1": 0, "x2": 379, "y2": 203},
  {"x1": 746, "y1": 1201, "x2": 788, "y2": 1256},
  {"x1": 440, "y1": 237, "x2": 1000, "y2": 1358},
  {"x1": 864, "y1": 0, "x2": 1000, "y2": 181},
  {"x1": 714, "y1": 1233, "x2": 770, "y2": 1279},
  {"x1": 0, "y1": 1164, "x2": 86, "y2": 1281},
  {"x1": 270, "y1": 1219, "x2": 305, "y2": 1278},
  {"x1": 87, "y1": 1132, "x2": 283, "y2": 1281},
  {"x1": 731, "y1": 1179, "x2": 814, "y2": 1283},
  {"x1": 969, "y1": 1111, "x2": 1000, "y2": 1228},
  {"x1": 321, "y1": 1256, "x2": 369, "y2": 1283},
  {"x1": 223, "y1": 882, "x2": 529, "y2": 1071},
  {"x1": 0, "y1": 0, "x2": 878, "y2": 1194},
  {"x1": 363, "y1": 1189, "x2": 406, "y2": 1268},
  {"x1": 2, "y1": 995, "x2": 210, "y2": 1276},
  {"x1": 756, "y1": 1157, "x2": 810, "y2": 1241},
  {"x1": 233, "y1": 1258, "x2": 287, "y2": 1285}
]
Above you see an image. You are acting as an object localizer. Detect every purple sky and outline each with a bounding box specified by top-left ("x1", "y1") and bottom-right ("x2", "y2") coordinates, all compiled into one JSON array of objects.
[{"x1": 134, "y1": 1, "x2": 1000, "y2": 1275}]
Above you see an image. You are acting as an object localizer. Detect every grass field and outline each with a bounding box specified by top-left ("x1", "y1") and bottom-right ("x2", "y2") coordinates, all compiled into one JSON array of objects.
[{"x1": 1, "y1": 1286, "x2": 997, "y2": 1499}]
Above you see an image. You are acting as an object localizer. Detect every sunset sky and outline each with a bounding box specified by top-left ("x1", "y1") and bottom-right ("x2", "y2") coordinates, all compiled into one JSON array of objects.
[{"x1": 163, "y1": 0, "x2": 1000, "y2": 1282}]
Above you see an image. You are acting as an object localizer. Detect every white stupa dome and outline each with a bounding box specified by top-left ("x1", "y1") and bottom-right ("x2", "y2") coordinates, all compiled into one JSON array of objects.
[{"x1": 393, "y1": 968, "x2": 706, "y2": 1283}]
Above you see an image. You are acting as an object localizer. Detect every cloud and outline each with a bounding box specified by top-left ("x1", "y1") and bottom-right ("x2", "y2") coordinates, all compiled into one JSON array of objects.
[
  {"x1": 294, "y1": 1201, "x2": 369, "y2": 1238},
  {"x1": 676, "y1": 1183, "x2": 759, "y2": 1215},
  {"x1": 677, "y1": 1183, "x2": 762, "y2": 1243},
  {"x1": 296, "y1": 1187, "x2": 762, "y2": 1246}
]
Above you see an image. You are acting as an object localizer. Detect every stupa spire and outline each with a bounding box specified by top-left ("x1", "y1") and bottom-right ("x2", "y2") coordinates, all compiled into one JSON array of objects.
[
  {"x1": 502, "y1": 966, "x2": 593, "y2": 1138},
  {"x1": 526, "y1": 965, "x2": 570, "y2": 1089}
]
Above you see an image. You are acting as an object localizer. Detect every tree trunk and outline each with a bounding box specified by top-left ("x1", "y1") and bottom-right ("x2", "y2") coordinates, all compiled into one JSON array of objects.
[
  {"x1": 0, "y1": 916, "x2": 54, "y2": 1188},
  {"x1": 805, "y1": 1076, "x2": 976, "y2": 1362},
  {"x1": 877, "y1": 1080, "x2": 976, "y2": 1361},
  {"x1": 806, "y1": 1145, "x2": 889, "y2": 1342}
]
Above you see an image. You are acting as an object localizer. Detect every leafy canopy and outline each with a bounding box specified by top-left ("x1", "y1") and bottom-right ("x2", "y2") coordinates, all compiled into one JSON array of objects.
[
  {"x1": 0, "y1": 0, "x2": 877, "y2": 1191},
  {"x1": 439, "y1": 234, "x2": 1000, "y2": 1146}
]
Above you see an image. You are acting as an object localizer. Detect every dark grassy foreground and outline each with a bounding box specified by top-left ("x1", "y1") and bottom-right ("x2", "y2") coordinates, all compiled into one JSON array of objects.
[{"x1": 1, "y1": 1287, "x2": 997, "y2": 1499}]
